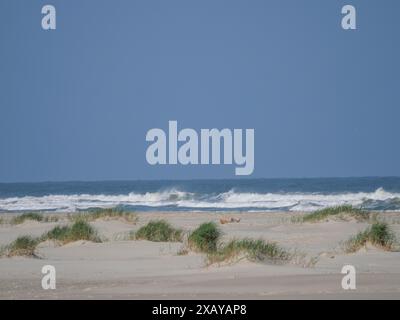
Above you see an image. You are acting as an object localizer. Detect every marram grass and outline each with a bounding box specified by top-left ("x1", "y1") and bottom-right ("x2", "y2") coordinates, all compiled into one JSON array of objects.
[
  {"x1": 299, "y1": 205, "x2": 370, "y2": 223},
  {"x1": 11, "y1": 213, "x2": 44, "y2": 224},
  {"x1": 187, "y1": 221, "x2": 291, "y2": 265},
  {"x1": 344, "y1": 222, "x2": 397, "y2": 253},
  {"x1": 2, "y1": 236, "x2": 40, "y2": 257},
  {"x1": 44, "y1": 220, "x2": 101, "y2": 244},
  {"x1": 9, "y1": 212, "x2": 59, "y2": 225},
  {"x1": 207, "y1": 238, "x2": 291, "y2": 265},
  {"x1": 134, "y1": 220, "x2": 183, "y2": 242},
  {"x1": 188, "y1": 222, "x2": 221, "y2": 253},
  {"x1": 69, "y1": 207, "x2": 138, "y2": 224},
  {"x1": 1, "y1": 220, "x2": 102, "y2": 258}
]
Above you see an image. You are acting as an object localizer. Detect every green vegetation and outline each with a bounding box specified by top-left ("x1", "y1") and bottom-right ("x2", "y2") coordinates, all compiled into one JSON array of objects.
[
  {"x1": 1, "y1": 220, "x2": 102, "y2": 258},
  {"x1": 344, "y1": 222, "x2": 397, "y2": 253},
  {"x1": 3, "y1": 209, "x2": 137, "y2": 225},
  {"x1": 11, "y1": 213, "x2": 44, "y2": 224},
  {"x1": 44, "y1": 220, "x2": 101, "y2": 244},
  {"x1": 300, "y1": 205, "x2": 369, "y2": 223},
  {"x1": 188, "y1": 222, "x2": 221, "y2": 253},
  {"x1": 134, "y1": 220, "x2": 183, "y2": 242},
  {"x1": 8, "y1": 212, "x2": 60, "y2": 225},
  {"x1": 69, "y1": 208, "x2": 138, "y2": 224},
  {"x1": 2, "y1": 236, "x2": 40, "y2": 257},
  {"x1": 208, "y1": 238, "x2": 291, "y2": 264},
  {"x1": 187, "y1": 221, "x2": 290, "y2": 265}
]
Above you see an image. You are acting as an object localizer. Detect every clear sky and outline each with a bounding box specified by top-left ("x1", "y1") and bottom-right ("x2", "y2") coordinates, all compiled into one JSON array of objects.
[{"x1": 0, "y1": 0, "x2": 399, "y2": 182}]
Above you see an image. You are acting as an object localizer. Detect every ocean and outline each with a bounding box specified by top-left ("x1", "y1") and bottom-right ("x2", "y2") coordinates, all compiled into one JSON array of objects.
[{"x1": 0, "y1": 177, "x2": 400, "y2": 213}]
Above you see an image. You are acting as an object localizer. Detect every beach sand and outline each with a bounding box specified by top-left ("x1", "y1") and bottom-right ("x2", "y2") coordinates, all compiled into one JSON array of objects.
[{"x1": 1, "y1": 211, "x2": 400, "y2": 299}]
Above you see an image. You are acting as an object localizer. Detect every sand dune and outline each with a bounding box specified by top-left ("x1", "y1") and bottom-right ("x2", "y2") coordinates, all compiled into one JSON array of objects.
[{"x1": 0, "y1": 211, "x2": 400, "y2": 299}]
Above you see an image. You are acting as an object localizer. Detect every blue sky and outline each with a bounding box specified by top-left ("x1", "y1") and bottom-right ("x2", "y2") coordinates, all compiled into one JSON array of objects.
[{"x1": 0, "y1": 0, "x2": 399, "y2": 182}]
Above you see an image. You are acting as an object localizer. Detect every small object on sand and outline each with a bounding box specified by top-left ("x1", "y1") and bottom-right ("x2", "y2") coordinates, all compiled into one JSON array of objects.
[{"x1": 220, "y1": 217, "x2": 241, "y2": 224}]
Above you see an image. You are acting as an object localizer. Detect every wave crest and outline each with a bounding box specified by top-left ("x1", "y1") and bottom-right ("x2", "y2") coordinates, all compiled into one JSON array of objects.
[{"x1": 0, "y1": 188, "x2": 399, "y2": 212}]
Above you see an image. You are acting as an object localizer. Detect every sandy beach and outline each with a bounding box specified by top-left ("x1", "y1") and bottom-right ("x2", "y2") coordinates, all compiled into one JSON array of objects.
[{"x1": 0, "y1": 211, "x2": 399, "y2": 300}]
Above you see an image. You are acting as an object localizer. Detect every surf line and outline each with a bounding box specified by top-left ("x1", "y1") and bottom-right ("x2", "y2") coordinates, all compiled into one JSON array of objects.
[{"x1": 145, "y1": 121, "x2": 254, "y2": 175}]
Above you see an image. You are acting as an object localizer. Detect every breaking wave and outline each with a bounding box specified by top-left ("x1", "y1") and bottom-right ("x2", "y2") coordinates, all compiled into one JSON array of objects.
[{"x1": 1, "y1": 187, "x2": 399, "y2": 212}]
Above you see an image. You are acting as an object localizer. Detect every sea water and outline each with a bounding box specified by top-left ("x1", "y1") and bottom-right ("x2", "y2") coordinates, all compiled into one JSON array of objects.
[{"x1": 0, "y1": 177, "x2": 400, "y2": 213}]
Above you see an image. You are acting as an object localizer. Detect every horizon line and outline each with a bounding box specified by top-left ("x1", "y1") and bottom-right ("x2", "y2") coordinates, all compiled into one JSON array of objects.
[{"x1": 1, "y1": 175, "x2": 400, "y2": 185}]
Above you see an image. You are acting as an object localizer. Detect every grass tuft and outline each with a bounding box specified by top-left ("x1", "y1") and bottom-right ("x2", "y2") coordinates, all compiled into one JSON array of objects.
[
  {"x1": 344, "y1": 222, "x2": 397, "y2": 253},
  {"x1": 208, "y1": 238, "x2": 291, "y2": 265},
  {"x1": 44, "y1": 220, "x2": 101, "y2": 244},
  {"x1": 188, "y1": 222, "x2": 221, "y2": 253},
  {"x1": 2, "y1": 236, "x2": 40, "y2": 257},
  {"x1": 134, "y1": 220, "x2": 183, "y2": 242},
  {"x1": 187, "y1": 222, "x2": 290, "y2": 265},
  {"x1": 11, "y1": 213, "x2": 44, "y2": 225},
  {"x1": 69, "y1": 208, "x2": 138, "y2": 224},
  {"x1": 8, "y1": 212, "x2": 60, "y2": 225},
  {"x1": 1, "y1": 221, "x2": 101, "y2": 258},
  {"x1": 300, "y1": 205, "x2": 369, "y2": 223}
]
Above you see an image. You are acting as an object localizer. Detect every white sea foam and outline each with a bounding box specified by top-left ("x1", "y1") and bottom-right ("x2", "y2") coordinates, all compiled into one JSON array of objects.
[{"x1": 0, "y1": 187, "x2": 399, "y2": 212}]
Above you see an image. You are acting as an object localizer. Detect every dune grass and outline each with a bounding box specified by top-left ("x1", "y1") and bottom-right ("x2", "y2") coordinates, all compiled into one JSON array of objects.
[
  {"x1": 188, "y1": 222, "x2": 221, "y2": 253},
  {"x1": 208, "y1": 238, "x2": 291, "y2": 265},
  {"x1": 344, "y1": 222, "x2": 397, "y2": 253},
  {"x1": 187, "y1": 221, "x2": 291, "y2": 265},
  {"x1": 8, "y1": 212, "x2": 60, "y2": 225},
  {"x1": 133, "y1": 220, "x2": 183, "y2": 242},
  {"x1": 0, "y1": 220, "x2": 101, "y2": 258},
  {"x1": 2, "y1": 236, "x2": 40, "y2": 257},
  {"x1": 69, "y1": 208, "x2": 138, "y2": 224},
  {"x1": 11, "y1": 213, "x2": 44, "y2": 224},
  {"x1": 299, "y1": 205, "x2": 370, "y2": 223},
  {"x1": 43, "y1": 220, "x2": 101, "y2": 244}
]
